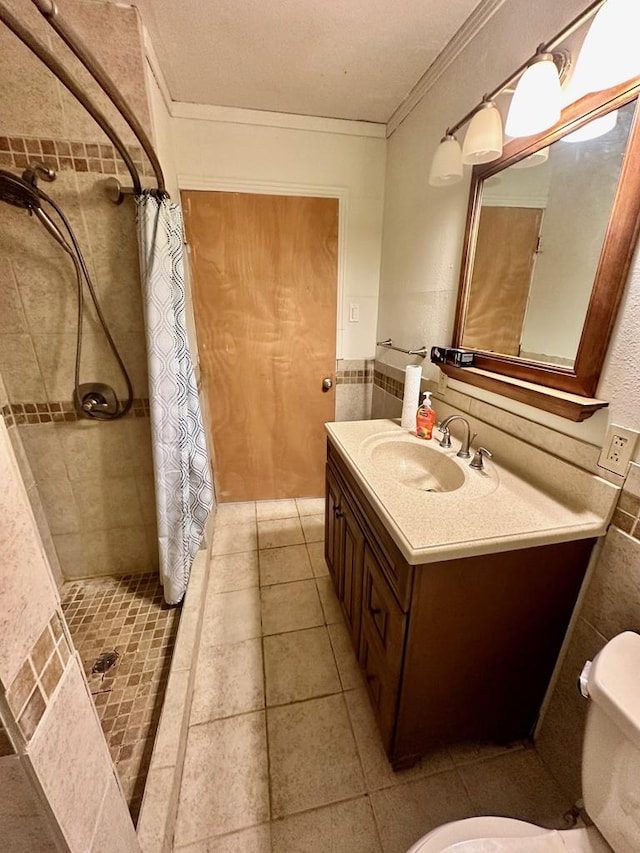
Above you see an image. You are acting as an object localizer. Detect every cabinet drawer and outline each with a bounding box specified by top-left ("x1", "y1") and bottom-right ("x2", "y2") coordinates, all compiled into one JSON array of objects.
[
  {"x1": 360, "y1": 629, "x2": 398, "y2": 752},
  {"x1": 361, "y1": 544, "x2": 406, "y2": 674}
]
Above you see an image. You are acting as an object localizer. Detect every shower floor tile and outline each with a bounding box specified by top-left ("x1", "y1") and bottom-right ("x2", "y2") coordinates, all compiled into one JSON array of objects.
[{"x1": 61, "y1": 572, "x2": 180, "y2": 824}]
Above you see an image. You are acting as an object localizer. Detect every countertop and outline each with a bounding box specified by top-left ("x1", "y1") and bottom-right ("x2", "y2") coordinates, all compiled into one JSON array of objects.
[{"x1": 325, "y1": 419, "x2": 617, "y2": 565}]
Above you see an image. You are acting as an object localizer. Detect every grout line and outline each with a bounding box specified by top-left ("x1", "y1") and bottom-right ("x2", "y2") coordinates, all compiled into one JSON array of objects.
[{"x1": 259, "y1": 567, "x2": 276, "y2": 853}]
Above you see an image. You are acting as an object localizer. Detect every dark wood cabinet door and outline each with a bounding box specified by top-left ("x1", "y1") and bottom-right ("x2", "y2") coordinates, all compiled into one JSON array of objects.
[
  {"x1": 324, "y1": 464, "x2": 344, "y2": 598},
  {"x1": 341, "y1": 502, "x2": 365, "y2": 653}
]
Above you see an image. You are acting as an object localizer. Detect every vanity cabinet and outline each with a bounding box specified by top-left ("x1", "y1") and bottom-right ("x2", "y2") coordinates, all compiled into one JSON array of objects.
[{"x1": 325, "y1": 439, "x2": 594, "y2": 769}]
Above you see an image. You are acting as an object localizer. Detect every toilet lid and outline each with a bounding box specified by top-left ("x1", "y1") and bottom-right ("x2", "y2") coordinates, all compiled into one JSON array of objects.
[{"x1": 438, "y1": 832, "x2": 566, "y2": 853}]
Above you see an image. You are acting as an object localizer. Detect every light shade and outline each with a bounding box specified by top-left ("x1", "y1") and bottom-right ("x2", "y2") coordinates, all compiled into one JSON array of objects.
[
  {"x1": 428, "y1": 135, "x2": 463, "y2": 186},
  {"x1": 462, "y1": 101, "x2": 503, "y2": 164},
  {"x1": 569, "y1": 0, "x2": 640, "y2": 99},
  {"x1": 561, "y1": 109, "x2": 618, "y2": 143},
  {"x1": 505, "y1": 53, "x2": 563, "y2": 138},
  {"x1": 511, "y1": 146, "x2": 550, "y2": 168}
]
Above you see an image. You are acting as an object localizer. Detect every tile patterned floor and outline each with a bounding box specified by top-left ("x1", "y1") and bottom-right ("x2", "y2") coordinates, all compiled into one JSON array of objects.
[
  {"x1": 61, "y1": 572, "x2": 180, "y2": 823},
  {"x1": 174, "y1": 498, "x2": 573, "y2": 852}
]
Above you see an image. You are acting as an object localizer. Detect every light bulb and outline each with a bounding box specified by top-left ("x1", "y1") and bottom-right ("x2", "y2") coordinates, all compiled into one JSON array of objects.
[
  {"x1": 462, "y1": 102, "x2": 503, "y2": 165},
  {"x1": 505, "y1": 53, "x2": 563, "y2": 138},
  {"x1": 428, "y1": 135, "x2": 463, "y2": 187},
  {"x1": 569, "y1": 0, "x2": 640, "y2": 99},
  {"x1": 561, "y1": 109, "x2": 618, "y2": 143},
  {"x1": 511, "y1": 147, "x2": 550, "y2": 168}
]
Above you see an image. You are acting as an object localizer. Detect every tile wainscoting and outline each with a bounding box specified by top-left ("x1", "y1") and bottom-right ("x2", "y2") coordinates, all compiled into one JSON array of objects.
[{"x1": 335, "y1": 359, "x2": 374, "y2": 421}]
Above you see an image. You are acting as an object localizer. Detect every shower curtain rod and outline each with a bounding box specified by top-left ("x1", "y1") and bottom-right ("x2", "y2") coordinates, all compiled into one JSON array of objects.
[
  {"x1": 0, "y1": 2, "x2": 142, "y2": 194},
  {"x1": 30, "y1": 0, "x2": 166, "y2": 196},
  {"x1": 0, "y1": 2, "x2": 166, "y2": 197}
]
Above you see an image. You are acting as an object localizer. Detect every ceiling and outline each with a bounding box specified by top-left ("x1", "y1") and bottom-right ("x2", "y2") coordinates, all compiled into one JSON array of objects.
[{"x1": 126, "y1": 0, "x2": 485, "y2": 124}]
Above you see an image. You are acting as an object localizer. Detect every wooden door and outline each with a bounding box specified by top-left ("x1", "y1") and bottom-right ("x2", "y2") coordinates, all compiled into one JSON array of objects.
[
  {"x1": 462, "y1": 206, "x2": 543, "y2": 356},
  {"x1": 183, "y1": 191, "x2": 338, "y2": 502}
]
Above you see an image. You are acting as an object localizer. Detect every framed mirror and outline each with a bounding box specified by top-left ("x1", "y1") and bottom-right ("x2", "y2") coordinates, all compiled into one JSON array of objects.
[{"x1": 451, "y1": 78, "x2": 640, "y2": 420}]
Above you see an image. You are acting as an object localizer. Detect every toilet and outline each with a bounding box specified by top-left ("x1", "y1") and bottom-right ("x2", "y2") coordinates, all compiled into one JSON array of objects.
[{"x1": 407, "y1": 631, "x2": 640, "y2": 853}]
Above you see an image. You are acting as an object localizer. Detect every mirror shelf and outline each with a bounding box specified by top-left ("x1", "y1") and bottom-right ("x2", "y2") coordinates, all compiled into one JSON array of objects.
[
  {"x1": 452, "y1": 78, "x2": 640, "y2": 420},
  {"x1": 440, "y1": 364, "x2": 608, "y2": 422}
]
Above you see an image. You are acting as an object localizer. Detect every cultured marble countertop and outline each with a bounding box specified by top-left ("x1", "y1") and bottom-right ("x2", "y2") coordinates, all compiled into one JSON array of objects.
[{"x1": 325, "y1": 419, "x2": 618, "y2": 565}]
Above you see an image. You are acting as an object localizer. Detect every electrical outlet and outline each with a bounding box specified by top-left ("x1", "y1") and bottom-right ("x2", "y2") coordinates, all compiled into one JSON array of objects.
[
  {"x1": 437, "y1": 370, "x2": 448, "y2": 394},
  {"x1": 597, "y1": 425, "x2": 638, "y2": 476}
]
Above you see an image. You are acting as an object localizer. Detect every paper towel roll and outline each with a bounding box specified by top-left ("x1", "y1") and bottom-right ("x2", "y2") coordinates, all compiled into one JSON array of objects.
[{"x1": 400, "y1": 365, "x2": 422, "y2": 430}]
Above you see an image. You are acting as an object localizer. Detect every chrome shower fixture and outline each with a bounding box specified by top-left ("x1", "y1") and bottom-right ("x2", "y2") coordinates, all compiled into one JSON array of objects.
[
  {"x1": 0, "y1": 164, "x2": 134, "y2": 420},
  {"x1": 0, "y1": 164, "x2": 70, "y2": 249}
]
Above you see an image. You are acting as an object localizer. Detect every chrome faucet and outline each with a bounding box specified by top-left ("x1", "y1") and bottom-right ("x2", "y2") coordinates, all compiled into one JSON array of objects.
[{"x1": 436, "y1": 415, "x2": 476, "y2": 459}]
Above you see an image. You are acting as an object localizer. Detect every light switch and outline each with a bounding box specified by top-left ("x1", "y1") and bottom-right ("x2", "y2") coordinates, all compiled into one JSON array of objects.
[{"x1": 349, "y1": 303, "x2": 360, "y2": 323}]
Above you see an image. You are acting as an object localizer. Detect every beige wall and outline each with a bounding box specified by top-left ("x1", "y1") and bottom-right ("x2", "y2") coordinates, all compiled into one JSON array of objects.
[
  {"x1": 377, "y1": 0, "x2": 640, "y2": 444},
  {"x1": 151, "y1": 98, "x2": 386, "y2": 363},
  {"x1": 375, "y1": 0, "x2": 640, "y2": 805},
  {"x1": 0, "y1": 0, "x2": 158, "y2": 581}
]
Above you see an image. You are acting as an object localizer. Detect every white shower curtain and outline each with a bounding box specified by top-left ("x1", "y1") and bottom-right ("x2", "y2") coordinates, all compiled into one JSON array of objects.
[{"x1": 136, "y1": 193, "x2": 214, "y2": 605}]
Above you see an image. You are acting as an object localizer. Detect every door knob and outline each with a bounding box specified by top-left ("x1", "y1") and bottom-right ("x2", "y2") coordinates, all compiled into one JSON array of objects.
[{"x1": 322, "y1": 377, "x2": 333, "y2": 392}]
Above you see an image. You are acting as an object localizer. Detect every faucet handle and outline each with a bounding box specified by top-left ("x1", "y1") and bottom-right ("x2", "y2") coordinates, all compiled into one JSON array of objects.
[
  {"x1": 469, "y1": 447, "x2": 492, "y2": 470},
  {"x1": 438, "y1": 426, "x2": 452, "y2": 448}
]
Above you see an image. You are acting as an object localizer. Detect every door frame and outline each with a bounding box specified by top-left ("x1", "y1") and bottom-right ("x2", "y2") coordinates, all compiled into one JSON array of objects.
[{"x1": 178, "y1": 174, "x2": 348, "y2": 358}]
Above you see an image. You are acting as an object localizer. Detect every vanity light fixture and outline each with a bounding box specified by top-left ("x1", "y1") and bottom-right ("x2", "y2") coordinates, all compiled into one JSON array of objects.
[
  {"x1": 462, "y1": 100, "x2": 503, "y2": 164},
  {"x1": 428, "y1": 133, "x2": 463, "y2": 186},
  {"x1": 569, "y1": 0, "x2": 640, "y2": 99},
  {"x1": 428, "y1": 0, "x2": 613, "y2": 188},
  {"x1": 504, "y1": 52, "x2": 563, "y2": 138}
]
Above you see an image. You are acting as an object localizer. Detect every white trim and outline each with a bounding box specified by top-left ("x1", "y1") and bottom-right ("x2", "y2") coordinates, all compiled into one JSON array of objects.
[
  {"x1": 177, "y1": 175, "x2": 349, "y2": 360},
  {"x1": 387, "y1": 0, "x2": 510, "y2": 137},
  {"x1": 142, "y1": 25, "x2": 173, "y2": 113},
  {"x1": 170, "y1": 101, "x2": 386, "y2": 138}
]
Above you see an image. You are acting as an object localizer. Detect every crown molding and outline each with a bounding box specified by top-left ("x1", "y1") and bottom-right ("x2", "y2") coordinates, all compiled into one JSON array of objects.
[
  {"x1": 386, "y1": 0, "x2": 510, "y2": 137},
  {"x1": 169, "y1": 101, "x2": 386, "y2": 138}
]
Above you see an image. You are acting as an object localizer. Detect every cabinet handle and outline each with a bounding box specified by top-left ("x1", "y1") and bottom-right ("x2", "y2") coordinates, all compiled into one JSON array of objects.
[
  {"x1": 369, "y1": 607, "x2": 381, "y2": 615},
  {"x1": 335, "y1": 507, "x2": 344, "y2": 518}
]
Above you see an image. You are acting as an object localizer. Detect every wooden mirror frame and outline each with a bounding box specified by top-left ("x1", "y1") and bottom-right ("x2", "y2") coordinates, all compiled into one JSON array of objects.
[{"x1": 449, "y1": 78, "x2": 640, "y2": 421}]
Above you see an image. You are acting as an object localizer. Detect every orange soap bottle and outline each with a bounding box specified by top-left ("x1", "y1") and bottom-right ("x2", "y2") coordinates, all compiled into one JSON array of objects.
[{"x1": 416, "y1": 391, "x2": 436, "y2": 440}]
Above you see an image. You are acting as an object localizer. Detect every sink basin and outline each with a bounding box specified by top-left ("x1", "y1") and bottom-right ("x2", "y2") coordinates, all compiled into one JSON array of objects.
[{"x1": 369, "y1": 439, "x2": 465, "y2": 493}]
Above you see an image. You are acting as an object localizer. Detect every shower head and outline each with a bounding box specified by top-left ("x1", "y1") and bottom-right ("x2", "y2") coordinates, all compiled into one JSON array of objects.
[
  {"x1": 0, "y1": 168, "x2": 72, "y2": 252},
  {"x1": 0, "y1": 168, "x2": 41, "y2": 209}
]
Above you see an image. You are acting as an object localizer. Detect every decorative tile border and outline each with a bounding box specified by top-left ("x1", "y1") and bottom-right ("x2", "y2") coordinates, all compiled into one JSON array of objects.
[
  {"x1": 5, "y1": 612, "x2": 71, "y2": 742},
  {"x1": 2, "y1": 398, "x2": 150, "y2": 427},
  {"x1": 336, "y1": 368, "x2": 373, "y2": 385},
  {"x1": 373, "y1": 368, "x2": 405, "y2": 400},
  {"x1": 0, "y1": 135, "x2": 154, "y2": 179}
]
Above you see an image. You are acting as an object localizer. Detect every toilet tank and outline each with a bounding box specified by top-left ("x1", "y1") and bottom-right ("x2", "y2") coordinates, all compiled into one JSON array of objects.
[{"x1": 582, "y1": 631, "x2": 640, "y2": 853}]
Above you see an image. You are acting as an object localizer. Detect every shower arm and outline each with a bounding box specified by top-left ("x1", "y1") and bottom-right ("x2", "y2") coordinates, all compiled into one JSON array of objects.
[
  {"x1": 0, "y1": 2, "x2": 142, "y2": 195},
  {"x1": 30, "y1": 0, "x2": 167, "y2": 196}
]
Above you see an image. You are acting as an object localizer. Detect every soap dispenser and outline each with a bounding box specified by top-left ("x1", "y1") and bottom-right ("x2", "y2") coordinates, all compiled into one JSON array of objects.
[{"x1": 416, "y1": 391, "x2": 436, "y2": 440}]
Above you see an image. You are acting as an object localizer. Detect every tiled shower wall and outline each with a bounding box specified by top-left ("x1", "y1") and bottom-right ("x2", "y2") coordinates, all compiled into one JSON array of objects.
[
  {"x1": 0, "y1": 0, "x2": 157, "y2": 582},
  {"x1": 0, "y1": 394, "x2": 139, "y2": 851},
  {"x1": 371, "y1": 358, "x2": 639, "y2": 803}
]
